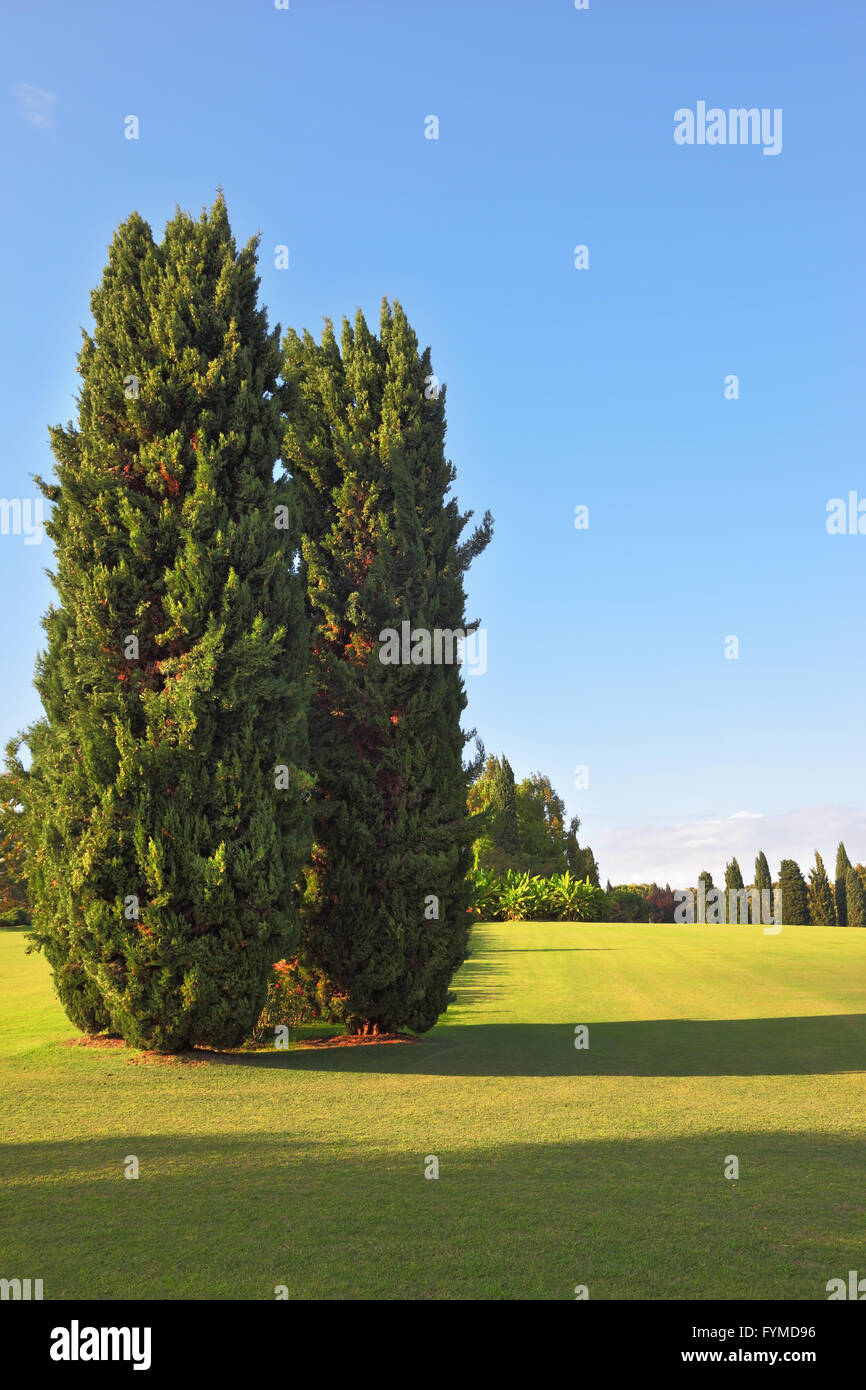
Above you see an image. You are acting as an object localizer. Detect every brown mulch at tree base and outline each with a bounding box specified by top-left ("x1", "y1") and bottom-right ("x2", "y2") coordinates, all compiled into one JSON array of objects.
[
  {"x1": 63, "y1": 1032, "x2": 421, "y2": 1058},
  {"x1": 63, "y1": 1037, "x2": 205, "y2": 1064},
  {"x1": 295, "y1": 1032, "x2": 422, "y2": 1049}
]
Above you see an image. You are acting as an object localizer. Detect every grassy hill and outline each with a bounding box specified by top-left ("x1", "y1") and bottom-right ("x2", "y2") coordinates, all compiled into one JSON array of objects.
[{"x1": 1, "y1": 921, "x2": 864, "y2": 1299}]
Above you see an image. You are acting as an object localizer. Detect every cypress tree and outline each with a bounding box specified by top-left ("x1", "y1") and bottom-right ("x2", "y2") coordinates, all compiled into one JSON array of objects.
[
  {"x1": 807, "y1": 851, "x2": 836, "y2": 924},
  {"x1": 14, "y1": 196, "x2": 310, "y2": 1050},
  {"x1": 778, "y1": 859, "x2": 810, "y2": 925},
  {"x1": 754, "y1": 850, "x2": 771, "y2": 899},
  {"x1": 724, "y1": 859, "x2": 744, "y2": 891},
  {"x1": 845, "y1": 866, "x2": 866, "y2": 927},
  {"x1": 696, "y1": 870, "x2": 715, "y2": 922},
  {"x1": 492, "y1": 756, "x2": 520, "y2": 858},
  {"x1": 723, "y1": 857, "x2": 747, "y2": 922},
  {"x1": 283, "y1": 299, "x2": 492, "y2": 1035},
  {"x1": 835, "y1": 842, "x2": 851, "y2": 926}
]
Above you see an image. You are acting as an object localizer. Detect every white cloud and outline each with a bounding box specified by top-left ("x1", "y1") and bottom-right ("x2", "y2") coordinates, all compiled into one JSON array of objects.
[
  {"x1": 13, "y1": 83, "x2": 58, "y2": 128},
  {"x1": 592, "y1": 804, "x2": 866, "y2": 887}
]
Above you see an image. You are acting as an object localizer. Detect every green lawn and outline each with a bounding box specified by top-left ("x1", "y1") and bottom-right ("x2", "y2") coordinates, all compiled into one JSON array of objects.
[{"x1": 1, "y1": 920, "x2": 864, "y2": 1300}]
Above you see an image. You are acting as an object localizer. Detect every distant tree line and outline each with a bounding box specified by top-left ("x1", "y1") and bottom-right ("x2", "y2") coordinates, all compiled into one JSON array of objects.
[{"x1": 645, "y1": 844, "x2": 866, "y2": 925}]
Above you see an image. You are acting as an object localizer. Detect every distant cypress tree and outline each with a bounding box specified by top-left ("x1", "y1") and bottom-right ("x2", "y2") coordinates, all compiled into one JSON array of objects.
[
  {"x1": 284, "y1": 299, "x2": 492, "y2": 1034},
  {"x1": 754, "y1": 851, "x2": 772, "y2": 900},
  {"x1": 835, "y1": 842, "x2": 851, "y2": 926},
  {"x1": 778, "y1": 859, "x2": 810, "y2": 925},
  {"x1": 723, "y1": 857, "x2": 748, "y2": 922},
  {"x1": 13, "y1": 196, "x2": 310, "y2": 1050},
  {"x1": 807, "y1": 851, "x2": 836, "y2": 924},
  {"x1": 845, "y1": 866, "x2": 866, "y2": 927},
  {"x1": 696, "y1": 869, "x2": 715, "y2": 922},
  {"x1": 493, "y1": 756, "x2": 520, "y2": 858},
  {"x1": 724, "y1": 859, "x2": 744, "y2": 891}
]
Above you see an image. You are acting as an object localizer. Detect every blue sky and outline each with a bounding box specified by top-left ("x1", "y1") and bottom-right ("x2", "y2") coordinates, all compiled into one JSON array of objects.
[{"x1": 2, "y1": 0, "x2": 864, "y2": 884}]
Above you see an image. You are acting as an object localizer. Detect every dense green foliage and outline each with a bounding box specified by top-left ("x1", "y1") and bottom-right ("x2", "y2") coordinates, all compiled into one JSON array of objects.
[
  {"x1": 471, "y1": 762, "x2": 592, "y2": 879},
  {"x1": 468, "y1": 868, "x2": 653, "y2": 923},
  {"x1": 697, "y1": 869, "x2": 714, "y2": 889},
  {"x1": 845, "y1": 865, "x2": 866, "y2": 928},
  {"x1": 724, "y1": 858, "x2": 744, "y2": 892},
  {"x1": 835, "y1": 842, "x2": 851, "y2": 927},
  {"x1": 778, "y1": 859, "x2": 811, "y2": 925},
  {"x1": 283, "y1": 299, "x2": 492, "y2": 1034},
  {"x1": 11, "y1": 196, "x2": 310, "y2": 1050},
  {"x1": 0, "y1": 771, "x2": 29, "y2": 925},
  {"x1": 468, "y1": 754, "x2": 523, "y2": 869},
  {"x1": 807, "y1": 851, "x2": 836, "y2": 925},
  {"x1": 754, "y1": 851, "x2": 772, "y2": 901}
]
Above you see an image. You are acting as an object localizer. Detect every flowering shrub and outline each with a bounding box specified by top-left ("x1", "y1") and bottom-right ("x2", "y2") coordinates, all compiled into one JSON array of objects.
[{"x1": 247, "y1": 957, "x2": 348, "y2": 1044}]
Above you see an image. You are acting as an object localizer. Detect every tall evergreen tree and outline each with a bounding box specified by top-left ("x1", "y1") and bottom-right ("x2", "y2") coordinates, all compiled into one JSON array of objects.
[
  {"x1": 807, "y1": 851, "x2": 836, "y2": 925},
  {"x1": 284, "y1": 300, "x2": 492, "y2": 1035},
  {"x1": 835, "y1": 842, "x2": 851, "y2": 926},
  {"x1": 724, "y1": 859, "x2": 744, "y2": 891},
  {"x1": 12, "y1": 196, "x2": 310, "y2": 1050},
  {"x1": 723, "y1": 857, "x2": 747, "y2": 922},
  {"x1": 778, "y1": 859, "x2": 810, "y2": 925},
  {"x1": 754, "y1": 850, "x2": 771, "y2": 898},
  {"x1": 845, "y1": 865, "x2": 866, "y2": 927},
  {"x1": 492, "y1": 755, "x2": 520, "y2": 857},
  {"x1": 696, "y1": 869, "x2": 715, "y2": 922}
]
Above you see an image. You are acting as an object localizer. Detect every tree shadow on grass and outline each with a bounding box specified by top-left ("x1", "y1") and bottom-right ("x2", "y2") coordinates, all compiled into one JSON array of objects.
[
  {"x1": 200, "y1": 1013, "x2": 866, "y2": 1078},
  {"x1": 1, "y1": 1130, "x2": 862, "y2": 1300}
]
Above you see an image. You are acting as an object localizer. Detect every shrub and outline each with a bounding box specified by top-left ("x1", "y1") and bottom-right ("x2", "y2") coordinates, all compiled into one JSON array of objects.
[
  {"x1": 547, "y1": 871, "x2": 604, "y2": 921},
  {"x1": 498, "y1": 870, "x2": 538, "y2": 921},
  {"x1": 468, "y1": 868, "x2": 605, "y2": 922},
  {"x1": 248, "y1": 958, "x2": 348, "y2": 1044},
  {"x1": 647, "y1": 883, "x2": 677, "y2": 923},
  {"x1": 468, "y1": 868, "x2": 505, "y2": 921},
  {"x1": 602, "y1": 885, "x2": 652, "y2": 922}
]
